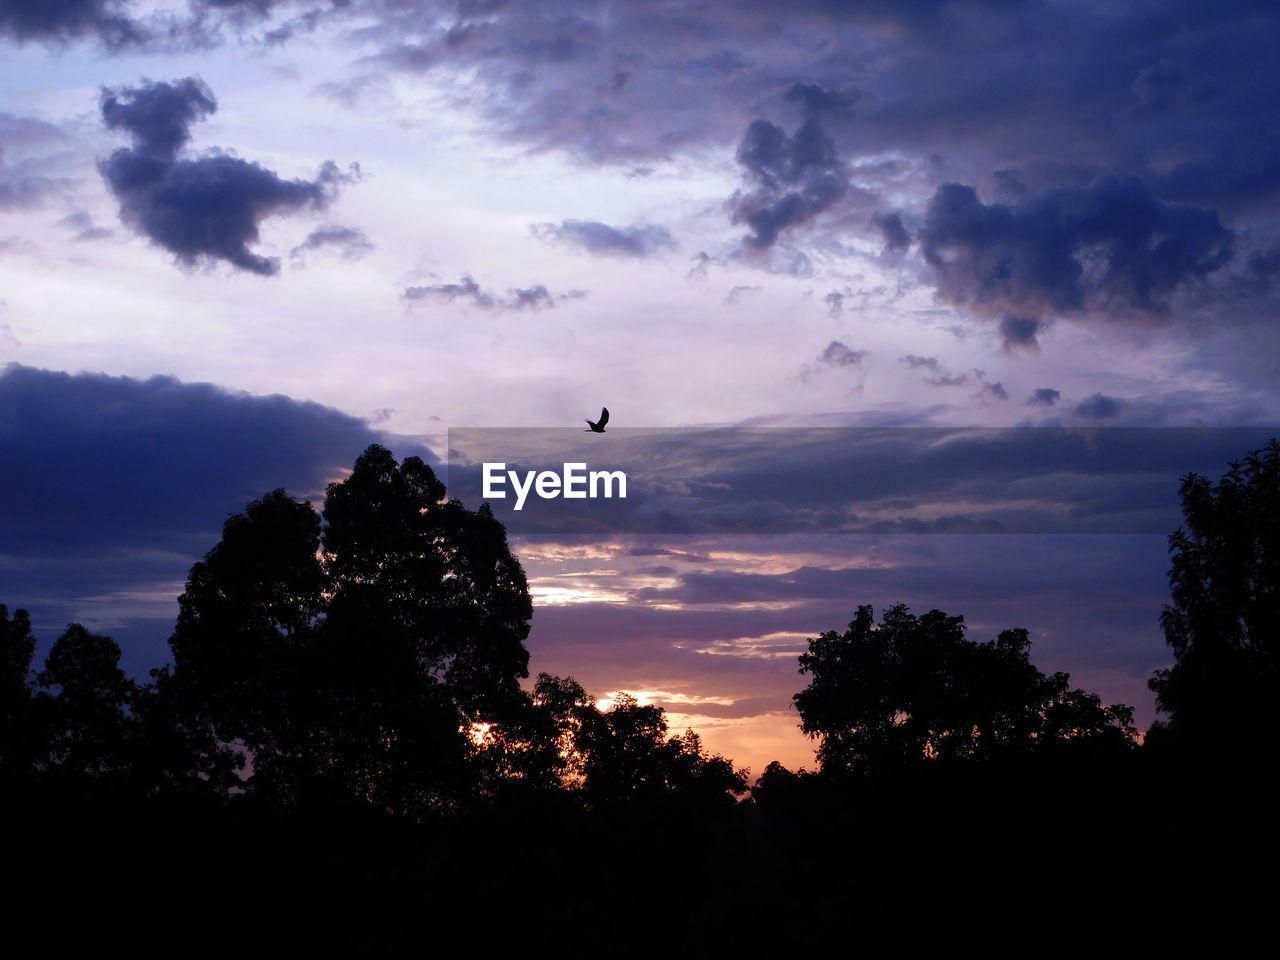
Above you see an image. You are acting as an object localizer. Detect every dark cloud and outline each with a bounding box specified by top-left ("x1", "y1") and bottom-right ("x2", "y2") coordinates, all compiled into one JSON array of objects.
[
  {"x1": 823, "y1": 290, "x2": 844, "y2": 316},
  {"x1": 264, "y1": 1, "x2": 1275, "y2": 318},
  {"x1": 531, "y1": 219, "x2": 675, "y2": 257},
  {"x1": 977, "y1": 380, "x2": 1008, "y2": 402},
  {"x1": 0, "y1": 363, "x2": 386, "y2": 547},
  {"x1": 405, "y1": 275, "x2": 494, "y2": 308},
  {"x1": 0, "y1": 0, "x2": 144, "y2": 47},
  {"x1": 729, "y1": 82, "x2": 854, "y2": 250},
  {"x1": 1076, "y1": 393, "x2": 1122, "y2": 420},
  {"x1": 510, "y1": 285, "x2": 555, "y2": 310},
  {"x1": 1028, "y1": 388, "x2": 1060, "y2": 406},
  {"x1": 817, "y1": 341, "x2": 866, "y2": 368},
  {"x1": 290, "y1": 224, "x2": 373, "y2": 261},
  {"x1": 1244, "y1": 245, "x2": 1280, "y2": 289},
  {"x1": 871, "y1": 211, "x2": 910, "y2": 254},
  {"x1": 1130, "y1": 59, "x2": 1218, "y2": 114},
  {"x1": 337, "y1": 1, "x2": 1271, "y2": 205},
  {"x1": 899, "y1": 354, "x2": 968, "y2": 387},
  {"x1": 800, "y1": 340, "x2": 867, "y2": 384},
  {"x1": 29, "y1": 0, "x2": 1264, "y2": 242},
  {"x1": 98, "y1": 77, "x2": 358, "y2": 275},
  {"x1": 920, "y1": 176, "x2": 1236, "y2": 328},
  {"x1": 0, "y1": 363, "x2": 392, "y2": 670},
  {"x1": 998, "y1": 314, "x2": 1042, "y2": 351},
  {"x1": 403, "y1": 275, "x2": 583, "y2": 311}
]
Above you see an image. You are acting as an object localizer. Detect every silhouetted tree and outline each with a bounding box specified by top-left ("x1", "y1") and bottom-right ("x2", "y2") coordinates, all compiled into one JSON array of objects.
[
  {"x1": 34, "y1": 623, "x2": 138, "y2": 788},
  {"x1": 794, "y1": 604, "x2": 1136, "y2": 778},
  {"x1": 166, "y1": 486, "x2": 325, "y2": 802},
  {"x1": 129, "y1": 665, "x2": 243, "y2": 798},
  {"x1": 167, "y1": 444, "x2": 534, "y2": 814},
  {"x1": 476, "y1": 672, "x2": 594, "y2": 795},
  {"x1": 474, "y1": 673, "x2": 747, "y2": 808},
  {"x1": 1149, "y1": 438, "x2": 1280, "y2": 755},
  {"x1": 577, "y1": 692, "x2": 747, "y2": 807},
  {"x1": 1, "y1": 604, "x2": 38, "y2": 779}
]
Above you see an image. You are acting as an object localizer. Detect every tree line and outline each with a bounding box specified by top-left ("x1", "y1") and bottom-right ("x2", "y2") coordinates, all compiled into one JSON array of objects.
[
  {"x1": 5, "y1": 440, "x2": 1278, "y2": 812},
  {"x1": 2, "y1": 446, "x2": 745, "y2": 815}
]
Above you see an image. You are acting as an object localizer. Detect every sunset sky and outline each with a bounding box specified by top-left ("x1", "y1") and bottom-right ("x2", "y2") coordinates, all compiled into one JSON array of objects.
[{"x1": 3, "y1": 0, "x2": 1278, "y2": 774}]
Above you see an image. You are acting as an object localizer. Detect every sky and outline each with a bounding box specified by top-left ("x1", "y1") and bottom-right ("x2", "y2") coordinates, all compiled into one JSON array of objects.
[{"x1": 2, "y1": 0, "x2": 1278, "y2": 775}]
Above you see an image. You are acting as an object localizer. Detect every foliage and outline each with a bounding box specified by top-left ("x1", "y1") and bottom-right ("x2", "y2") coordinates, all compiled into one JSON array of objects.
[
  {"x1": 1150, "y1": 438, "x2": 1280, "y2": 752},
  {"x1": 479, "y1": 673, "x2": 747, "y2": 808},
  {"x1": 0, "y1": 604, "x2": 37, "y2": 778},
  {"x1": 167, "y1": 444, "x2": 533, "y2": 813},
  {"x1": 794, "y1": 603, "x2": 1136, "y2": 777}
]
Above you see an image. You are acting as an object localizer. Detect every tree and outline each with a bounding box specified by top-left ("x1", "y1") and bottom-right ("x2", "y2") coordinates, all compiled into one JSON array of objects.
[
  {"x1": 1, "y1": 604, "x2": 37, "y2": 779},
  {"x1": 576, "y1": 693, "x2": 747, "y2": 808},
  {"x1": 474, "y1": 672, "x2": 594, "y2": 795},
  {"x1": 1149, "y1": 438, "x2": 1280, "y2": 754},
  {"x1": 167, "y1": 444, "x2": 534, "y2": 814},
  {"x1": 794, "y1": 603, "x2": 1136, "y2": 778},
  {"x1": 476, "y1": 674, "x2": 748, "y2": 808},
  {"x1": 166, "y1": 486, "x2": 326, "y2": 802},
  {"x1": 35, "y1": 623, "x2": 138, "y2": 787}
]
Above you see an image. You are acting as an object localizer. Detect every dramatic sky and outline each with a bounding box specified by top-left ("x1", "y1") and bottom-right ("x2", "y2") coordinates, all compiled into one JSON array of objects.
[{"x1": 2, "y1": 0, "x2": 1278, "y2": 774}]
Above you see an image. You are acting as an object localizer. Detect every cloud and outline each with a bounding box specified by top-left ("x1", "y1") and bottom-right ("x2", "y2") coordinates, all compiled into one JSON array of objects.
[
  {"x1": 290, "y1": 224, "x2": 373, "y2": 261},
  {"x1": 0, "y1": 113, "x2": 70, "y2": 211},
  {"x1": 722, "y1": 285, "x2": 761, "y2": 307},
  {"x1": 872, "y1": 211, "x2": 911, "y2": 254},
  {"x1": 899, "y1": 354, "x2": 968, "y2": 387},
  {"x1": 1028, "y1": 388, "x2": 1060, "y2": 406},
  {"x1": 531, "y1": 219, "x2": 675, "y2": 257},
  {"x1": 729, "y1": 82, "x2": 854, "y2": 250},
  {"x1": 58, "y1": 211, "x2": 114, "y2": 242},
  {"x1": 817, "y1": 341, "x2": 866, "y2": 368},
  {"x1": 403, "y1": 275, "x2": 585, "y2": 311},
  {"x1": 0, "y1": 153, "x2": 64, "y2": 210},
  {"x1": 920, "y1": 176, "x2": 1236, "y2": 329},
  {"x1": 687, "y1": 251, "x2": 715, "y2": 281},
  {"x1": 977, "y1": 379, "x2": 1008, "y2": 403},
  {"x1": 0, "y1": 0, "x2": 144, "y2": 47},
  {"x1": 800, "y1": 340, "x2": 868, "y2": 385},
  {"x1": 1130, "y1": 59, "x2": 1218, "y2": 115},
  {"x1": 1075, "y1": 393, "x2": 1122, "y2": 420},
  {"x1": 1246, "y1": 245, "x2": 1280, "y2": 288},
  {"x1": 510, "y1": 285, "x2": 555, "y2": 310},
  {"x1": 998, "y1": 314, "x2": 1043, "y2": 351},
  {"x1": 98, "y1": 77, "x2": 358, "y2": 275}
]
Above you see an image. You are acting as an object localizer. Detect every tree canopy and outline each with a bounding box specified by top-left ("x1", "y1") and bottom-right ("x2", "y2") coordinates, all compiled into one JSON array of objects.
[
  {"x1": 167, "y1": 444, "x2": 534, "y2": 813},
  {"x1": 1149, "y1": 438, "x2": 1280, "y2": 755},
  {"x1": 794, "y1": 603, "x2": 1136, "y2": 778}
]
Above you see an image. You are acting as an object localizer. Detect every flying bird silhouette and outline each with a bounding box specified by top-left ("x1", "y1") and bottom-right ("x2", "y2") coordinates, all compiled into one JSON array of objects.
[{"x1": 585, "y1": 407, "x2": 609, "y2": 432}]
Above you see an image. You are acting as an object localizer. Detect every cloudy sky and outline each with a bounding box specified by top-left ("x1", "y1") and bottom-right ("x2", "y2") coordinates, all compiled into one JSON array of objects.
[{"x1": 2, "y1": 0, "x2": 1278, "y2": 773}]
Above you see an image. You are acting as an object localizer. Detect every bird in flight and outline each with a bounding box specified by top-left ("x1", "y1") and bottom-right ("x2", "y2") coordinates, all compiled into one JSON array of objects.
[{"x1": 585, "y1": 407, "x2": 609, "y2": 433}]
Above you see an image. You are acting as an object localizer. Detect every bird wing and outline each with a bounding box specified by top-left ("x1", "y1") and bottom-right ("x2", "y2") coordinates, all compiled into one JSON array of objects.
[{"x1": 598, "y1": 407, "x2": 609, "y2": 427}]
